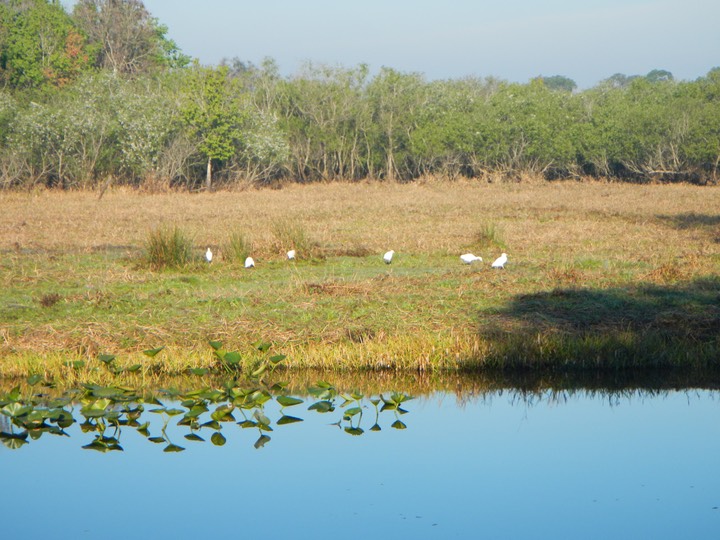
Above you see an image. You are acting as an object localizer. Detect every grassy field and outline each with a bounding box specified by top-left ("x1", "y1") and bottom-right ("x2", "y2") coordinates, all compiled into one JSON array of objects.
[{"x1": 1, "y1": 179, "x2": 719, "y2": 380}]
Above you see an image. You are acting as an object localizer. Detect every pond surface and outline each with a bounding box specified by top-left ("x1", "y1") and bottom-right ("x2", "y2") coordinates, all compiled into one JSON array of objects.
[{"x1": 1, "y1": 382, "x2": 719, "y2": 539}]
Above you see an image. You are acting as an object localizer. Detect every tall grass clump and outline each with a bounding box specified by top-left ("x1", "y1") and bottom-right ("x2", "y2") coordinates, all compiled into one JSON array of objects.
[
  {"x1": 473, "y1": 222, "x2": 506, "y2": 250},
  {"x1": 145, "y1": 225, "x2": 193, "y2": 269},
  {"x1": 271, "y1": 219, "x2": 322, "y2": 259},
  {"x1": 224, "y1": 230, "x2": 252, "y2": 263}
]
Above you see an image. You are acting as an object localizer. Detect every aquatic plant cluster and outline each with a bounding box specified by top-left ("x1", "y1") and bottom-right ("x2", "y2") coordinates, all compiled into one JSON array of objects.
[{"x1": 0, "y1": 352, "x2": 412, "y2": 452}]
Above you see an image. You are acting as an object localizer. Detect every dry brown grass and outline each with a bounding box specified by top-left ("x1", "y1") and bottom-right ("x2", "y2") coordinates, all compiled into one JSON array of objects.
[
  {"x1": 2, "y1": 180, "x2": 718, "y2": 264},
  {"x1": 1, "y1": 178, "x2": 719, "y2": 376}
]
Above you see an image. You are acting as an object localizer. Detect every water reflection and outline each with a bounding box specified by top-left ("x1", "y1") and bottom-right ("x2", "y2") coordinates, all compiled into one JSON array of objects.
[
  {"x1": 0, "y1": 379, "x2": 413, "y2": 452},
  {"x1": 3, "y1": 367, "x2": 719, "y2": 453},
  {"x1": 2, "y1": 372, "x2": 719, "y2": 539}
]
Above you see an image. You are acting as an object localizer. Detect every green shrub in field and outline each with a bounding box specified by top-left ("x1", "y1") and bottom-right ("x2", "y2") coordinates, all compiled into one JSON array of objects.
[
  {"x1": 145, "y1": 225, "x2": 194, "y2": 269},
  {"x1": 224, "y1": 230, "x2": 252, "y2": 263},
  {"x1": 474, "y1": 222, "x2": 506, "y2": 250}
]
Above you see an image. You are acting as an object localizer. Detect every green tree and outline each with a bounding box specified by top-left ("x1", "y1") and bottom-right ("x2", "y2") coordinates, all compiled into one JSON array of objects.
[
  {"x1": 409, "y1": 77, "x2": 499, "y2": 178},
  {"x1": 483, "y1": 79, "x2": 581, "y2": 176},
  {"x1": 0, "y1": 0, "x2": 94, "y2": 89},
  {"x1": 536, "y1": 75, "x2": 577, "y2": 93},
  {"x1": 599, "y1": 73, "x2": 640, "y2": 90},
  {"x1": 645, "y1": 69, "x2": 674, "y2": 83},
  {"x1": 366, "y1": 67, "x2": 427, "y2": 181},
  {"x1": 272, "y1": 62, "x2": 369, "y2": 181},
  {"x1": 181, "y1": 63, "x2": 244, "y2": 189},
  {"x1": 0, "y1": 90, "x2": 16, "y2": 145},
  {"x1": 679, "y1": 69, "x2": 720, "y2": 180}
]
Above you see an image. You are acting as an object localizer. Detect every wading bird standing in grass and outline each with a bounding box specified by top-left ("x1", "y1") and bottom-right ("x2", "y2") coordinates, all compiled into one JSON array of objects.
[
  {"x1": 383, "y1": 250, "x2": 395, "y2": 264},
  {"x1": 205, "y1": 248, "x2": 213, "y2": 263},
  {"x1": 245, "y1": 256, "x2": 255, "y2": 268},
  {"x1": 460, "y1": 253, "x2": 482, "y2": 264},
  {"x1": 287, "y1": 249, "x2": 296, "y2": 260},
  {"x1": 491, "y1": 253, "x2": 508, "y2": 269}
]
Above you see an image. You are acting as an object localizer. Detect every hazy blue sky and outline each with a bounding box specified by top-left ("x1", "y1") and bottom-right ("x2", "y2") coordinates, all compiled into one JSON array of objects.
[{"x1": 67, "y1": 0, "x2": 719, "y2": 88}]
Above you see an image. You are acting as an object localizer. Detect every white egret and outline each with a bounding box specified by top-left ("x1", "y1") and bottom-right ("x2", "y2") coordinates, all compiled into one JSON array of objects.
[
  {"x1": 205, "y1": 247, "x2": 213, "y2": 263},
  {"x1": 383, "y1": 250, "x2": 395, "y2": 264},
  {"x1": 244, "y1": 256, "x2": 255, "y2": 268},
  {"x1": 460, "y1": 253, "x2": 482, "y2": 264},
  {"x1": 287, "y1": 249, "x2": 296, "y2": 260},
  {"x1": 491, "y1": 253, "x2": 508, "y2": 268}
]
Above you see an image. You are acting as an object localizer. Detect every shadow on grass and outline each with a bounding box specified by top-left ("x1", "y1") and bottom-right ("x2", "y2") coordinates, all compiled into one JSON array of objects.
[
  {"x1": 657, "y1": 212, "x2": 720, "y2": 229},
  {"x1": 476, "y1": 277, "x2": 720, "y2": 370},
  {"x1": 657, "y1": 212, "x2": 720, "y2": 242}
]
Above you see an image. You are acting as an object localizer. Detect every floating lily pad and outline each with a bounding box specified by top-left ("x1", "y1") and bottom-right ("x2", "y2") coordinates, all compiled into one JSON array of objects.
[
  {"x1": 276, "y1": 396, "x2": 303, "y2": 407},
  {"x1": 2, "y1": 402, "x2": 31, "y2": 418}
]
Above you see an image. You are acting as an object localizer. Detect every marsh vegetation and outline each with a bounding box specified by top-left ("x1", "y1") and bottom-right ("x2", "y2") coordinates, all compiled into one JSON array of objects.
[
  {"x1": 0, "y1": 352, "x2": 413, "y2": 451},
  {"x1": 1, "y1": 181, "x2": 718, "y2": 379}
]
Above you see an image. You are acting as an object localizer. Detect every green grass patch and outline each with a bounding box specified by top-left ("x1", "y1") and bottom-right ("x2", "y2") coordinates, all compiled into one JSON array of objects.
[
  {"x1": 145, "y1": 225, "x2": 194, "y2": 269},
  {"x1": 223, "y1": 230, "x2": 252, "y2": 264},
  {"x1": 473, "y1": 222, "x2": 506, "y2": 250}
]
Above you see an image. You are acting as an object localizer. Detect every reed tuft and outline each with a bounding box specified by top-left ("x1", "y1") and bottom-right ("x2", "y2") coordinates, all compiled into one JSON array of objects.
[
  {"x1": 224, "y1": 230, "x2": 252, "y2": 263},
  {"x1": 473, "y1": 222, "x2": 506, "y2": 250},
  {"x1": 145, "y1": 225, "x2": 194, "y2": 269}
]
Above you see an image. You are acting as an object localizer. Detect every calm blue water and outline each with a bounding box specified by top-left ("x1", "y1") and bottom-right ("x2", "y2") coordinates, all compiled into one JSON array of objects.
[{"x1": 2, "y1": 388, "x2": 719, "y2": 539}]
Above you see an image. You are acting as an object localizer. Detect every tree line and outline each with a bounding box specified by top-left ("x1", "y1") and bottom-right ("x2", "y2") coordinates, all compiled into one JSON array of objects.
[{"x1": 1, "y1": 0, "x2": 719, "y2": 189}]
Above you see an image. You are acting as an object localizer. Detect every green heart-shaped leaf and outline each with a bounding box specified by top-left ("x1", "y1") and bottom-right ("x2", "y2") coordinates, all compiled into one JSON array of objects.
[
  {"x1": 163, "y1": 443, "x2": 185, "y2": 453},
  {"x1": 211, "y1": 432, "x2": 226, "y2": 446},
  {"x1": 308, "y1": 400, "x2": 334, "y2": 413},
  {"x1": 143, "y1": 347, "x2": 165, "y2": 358},
  {"x1": 26, "y1": 374, "x2": 43, "y2": 386},
  {"x1": 276, "y1": 396, "x2": 303, "y2": 408},
  {"x1": 254, "y1": 434, "x2": 271, "y2": 449},
  {"x1": 277, "y1": 415, "x2": 303, "y2": 425}
]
